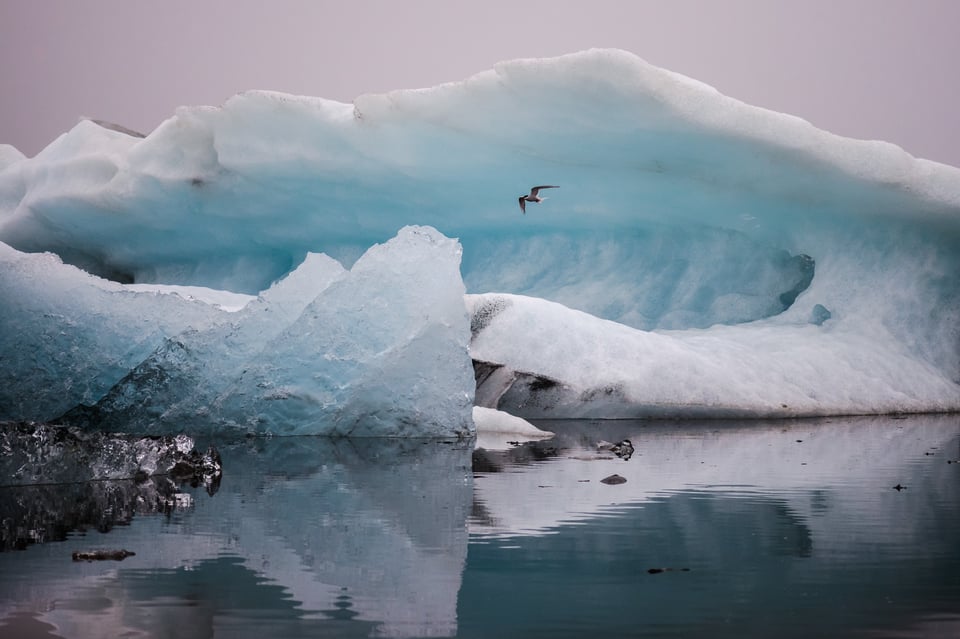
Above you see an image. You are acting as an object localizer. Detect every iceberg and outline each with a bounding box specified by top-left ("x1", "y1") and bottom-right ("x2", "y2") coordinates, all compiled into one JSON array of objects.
[
  {"x1": 1, "y1": 48, "x2": 958, "y2": 429},
  {"x1": 468, "y1": 293, "x2": 959, "y2": 418},
  {"x1": 1, "y1": 226, "x2": 474, "y2": 436}
]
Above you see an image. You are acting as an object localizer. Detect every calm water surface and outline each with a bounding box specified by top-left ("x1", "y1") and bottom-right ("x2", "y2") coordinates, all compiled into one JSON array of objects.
[{"x1": 1, "y1": 415, "x2": 958, "y2": 638}]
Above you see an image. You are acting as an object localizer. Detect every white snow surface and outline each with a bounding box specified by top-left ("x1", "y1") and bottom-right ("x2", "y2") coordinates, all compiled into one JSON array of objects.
[
  {"x1": 468, "y1": 293, "x2": 960, "y2": 418},
  {"x1": 1, "y1": 48, "x2": 959, "y2": 429}
]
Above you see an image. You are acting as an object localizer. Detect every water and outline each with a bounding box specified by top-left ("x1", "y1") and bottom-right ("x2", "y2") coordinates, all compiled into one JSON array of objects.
[{"x1": 1, "y1": 415, "x2": 958, "y2": 638}]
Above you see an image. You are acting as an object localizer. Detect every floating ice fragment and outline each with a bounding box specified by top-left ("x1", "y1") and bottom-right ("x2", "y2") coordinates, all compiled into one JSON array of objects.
[{"x1": 473, "y1": 406, "x2": 553, "y2": 450}]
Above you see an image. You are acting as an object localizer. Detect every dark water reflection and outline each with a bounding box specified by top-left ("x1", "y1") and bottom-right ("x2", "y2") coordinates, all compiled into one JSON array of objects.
[{"x1": 1, "y1": 415, "x2": 958, "y2": 638}]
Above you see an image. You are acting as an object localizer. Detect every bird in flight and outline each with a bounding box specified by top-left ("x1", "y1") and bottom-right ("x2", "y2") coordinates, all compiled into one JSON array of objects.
[{"x1": 518, "y1": 185, "x2": 559, "y2": 214}]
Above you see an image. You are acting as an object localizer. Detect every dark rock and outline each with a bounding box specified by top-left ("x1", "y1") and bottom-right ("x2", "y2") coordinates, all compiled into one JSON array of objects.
[
  {"x1": 647, "y1": 567, "x2": 690, "y2": 574},
  {"x1": 72, "y1": 549, "x2": 136, "y2": 562},
  {"x1": 600, "y1": 474, "x2": 627, "y2": 485}
]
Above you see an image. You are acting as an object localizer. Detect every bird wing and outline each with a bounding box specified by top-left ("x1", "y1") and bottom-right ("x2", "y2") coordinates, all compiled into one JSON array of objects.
[
  {"x1": 518, "y1": 196, "x2": 526, "y2": 214},
  {"x1": 529, "y1": 185, "x2": 559, "y2": 197}
]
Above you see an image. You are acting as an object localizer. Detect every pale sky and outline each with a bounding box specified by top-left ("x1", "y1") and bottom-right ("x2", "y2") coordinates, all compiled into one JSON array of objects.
[{"x1": 2, "y1": 0, "x2": 958, "y2": 167}]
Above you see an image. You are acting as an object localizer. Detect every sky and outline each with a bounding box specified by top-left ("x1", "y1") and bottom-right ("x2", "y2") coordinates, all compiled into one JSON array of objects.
[{"x1": 2, "y1": 0, "x2": 959, "y2": 167}]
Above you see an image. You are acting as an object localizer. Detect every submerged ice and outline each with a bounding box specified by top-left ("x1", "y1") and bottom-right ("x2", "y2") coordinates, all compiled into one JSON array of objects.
[{"x1": 0, "y1": 48, "x2": 958, "y2": 430}]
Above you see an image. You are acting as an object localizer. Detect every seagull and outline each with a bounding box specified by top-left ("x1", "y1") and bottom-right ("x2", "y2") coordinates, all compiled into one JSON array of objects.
[{"x1": 518, "y1": 185, "x2": 559, "y2": 214}]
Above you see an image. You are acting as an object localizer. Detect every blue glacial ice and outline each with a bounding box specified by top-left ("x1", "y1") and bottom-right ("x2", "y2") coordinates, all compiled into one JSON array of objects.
[
  {"x1": 1, "y1": 48, "x2": 958, "y2": 432},
  {"x1": 1, "y1": 226, "x2": 474, "y2": 436}
]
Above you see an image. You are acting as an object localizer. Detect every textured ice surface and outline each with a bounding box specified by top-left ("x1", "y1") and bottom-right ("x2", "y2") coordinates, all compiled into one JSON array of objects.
[
  {"x1": 0, "y1": 243, "x2": 224, "y2": 420},
  {"x1": 212, "y1": 226, "x2": 473, "y2": 436},
  {"x1": 0, "y1": 421, "x2": 220, "y2": 486},
  {"x1": 1, "y1": 49, "x2": 959, "y2": 423}
]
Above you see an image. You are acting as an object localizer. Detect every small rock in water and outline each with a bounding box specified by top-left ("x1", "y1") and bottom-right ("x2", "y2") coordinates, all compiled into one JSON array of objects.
[
  {"x1": 600, "y1": 474, "x2": 627, "y2": 485},
  {"x1": 72, "y1": 549, "x2": 136, "y2": 562},
  {"x1": 647, "y1": 567, "x2": 691, "y2": 574}
]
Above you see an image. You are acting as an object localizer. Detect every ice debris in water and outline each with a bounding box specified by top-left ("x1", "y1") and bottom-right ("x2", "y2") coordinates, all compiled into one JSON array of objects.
[
  {"x1": 0, "y1": 421, "x2": 221, "y2": 486},
  {"x1": 0, "y1": 422, "x2": 222, "y2": 551}
]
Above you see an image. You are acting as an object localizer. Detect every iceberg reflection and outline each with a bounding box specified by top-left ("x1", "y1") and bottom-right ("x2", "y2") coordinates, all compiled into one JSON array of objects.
[
  {"x1": 470, "y1": 414, "x2": 958, "y2": 542},
  {"x1": 1, "y1": 416, "x2": 957, "y2": 638},
  {"x1": 462, "y1": 415, "x2": 960, "y2": 638},
  {"x1": 0, "y1": 435, "x2": 473, "y2": 638}
]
